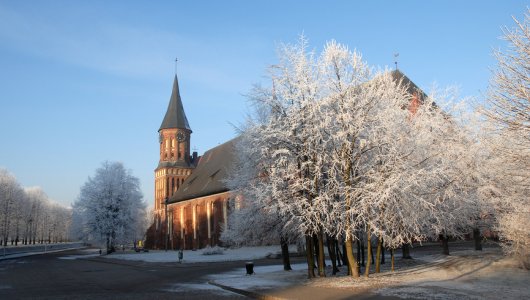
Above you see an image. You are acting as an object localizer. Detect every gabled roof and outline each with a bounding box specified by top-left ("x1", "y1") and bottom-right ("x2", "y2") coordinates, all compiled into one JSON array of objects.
[
  {"x1": 159, "y1": 75, "x2": 192, "y2": 132},
  {"x1": 390, "y1": 69, "x2": 428, "y2": 102},
  {"x1": 170, "y1": 137, "x2": 239, "y2": 203}
]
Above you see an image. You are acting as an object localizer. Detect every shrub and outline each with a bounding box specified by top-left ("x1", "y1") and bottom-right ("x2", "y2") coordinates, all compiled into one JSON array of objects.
[{"x1": 201, "y1": 245, "x2": 225, "y2": 255}]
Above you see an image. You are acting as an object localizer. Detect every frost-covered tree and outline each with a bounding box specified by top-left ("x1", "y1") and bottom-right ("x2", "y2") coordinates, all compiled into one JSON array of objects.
[
  {"x1": 0, "y1": 170, "x2": 70, "y2": 247},
  {"x1": 231, "y1": 37, "x2": 482, "y2": 279},
  {"x1": 222, "y1": 133, "x2": 300, "y2": 271},
  {"x1": 479, "y1": 9, "x2": 530, "y2": 269},
  {"x1": 73, "y1": 161, "x2": 146, "y2": 252},
  {"x1": 0, "y1": 169, "x2": 24, "y2": 246}
]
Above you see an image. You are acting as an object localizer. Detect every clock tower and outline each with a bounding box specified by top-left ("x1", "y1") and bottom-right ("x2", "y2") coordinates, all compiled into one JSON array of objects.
[{"x1": 154, "y1": 74, "x2": 196, "y2": 212}]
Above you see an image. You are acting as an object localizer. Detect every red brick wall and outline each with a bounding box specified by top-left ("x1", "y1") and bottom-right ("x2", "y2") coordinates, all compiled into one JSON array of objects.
[{"x1": 167, "y1": 191, "x2": 230, "y2": 250}]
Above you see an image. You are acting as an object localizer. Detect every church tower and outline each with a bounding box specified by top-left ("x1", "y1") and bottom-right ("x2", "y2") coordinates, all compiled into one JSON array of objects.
[{"x1": 154, "y1": 74, "x2": 195, "y2": 212}]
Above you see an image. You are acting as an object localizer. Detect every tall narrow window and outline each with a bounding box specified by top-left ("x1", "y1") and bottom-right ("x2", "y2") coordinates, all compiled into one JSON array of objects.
[{"x1": 166, "y1": 177, "x2": 169, "y2": 198}]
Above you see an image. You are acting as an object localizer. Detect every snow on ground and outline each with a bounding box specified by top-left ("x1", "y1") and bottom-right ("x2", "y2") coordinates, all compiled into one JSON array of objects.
[
  {"x1": 374, "y1": 250, "x2": 530, "y2": 300},
  {"x1": 205, "y1": 248, "x2": 529, "y2": 300},
  {"x1": 106, "y1": 245, "x2": 297, "y2": 263},
  {"x1": 304, "y1": 249, "x2": 530, "y2": 300},
  {"x1": 208, "y1": 263, "x2": 308, "y2": 290}
]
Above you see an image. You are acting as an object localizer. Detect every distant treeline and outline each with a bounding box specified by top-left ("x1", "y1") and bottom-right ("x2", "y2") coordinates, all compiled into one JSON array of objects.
[{"x1": 0, "y1": 169, "x2": 71, "y2": 246}]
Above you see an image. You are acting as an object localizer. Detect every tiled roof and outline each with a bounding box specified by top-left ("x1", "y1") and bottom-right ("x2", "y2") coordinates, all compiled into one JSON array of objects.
[{"x1": 170, "y1": 137, "x2": 239, "y2": 203}]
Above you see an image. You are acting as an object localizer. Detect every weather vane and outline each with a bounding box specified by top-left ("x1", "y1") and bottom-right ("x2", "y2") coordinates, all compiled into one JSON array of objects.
[
  {"x1": 394, "y1": 53, "x2": 399, "y2": 70},
  {"x1": 175, "y1": 57, "x2": 178, "y2": 74}
]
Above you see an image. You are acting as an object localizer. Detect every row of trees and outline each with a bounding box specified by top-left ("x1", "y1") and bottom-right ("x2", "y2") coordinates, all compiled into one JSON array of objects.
[
  {"x1": 0, "y1": 169, "x2": 72, "y2": 246},
  {"x1": 71, "y1": 161, "x2": 148, "y2": 252},
  {"x1": 222, "y1": 10, "x2": 529, "y2": 277}
]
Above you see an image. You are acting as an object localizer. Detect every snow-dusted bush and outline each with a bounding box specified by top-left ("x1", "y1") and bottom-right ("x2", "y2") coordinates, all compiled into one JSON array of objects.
[{"x1": 201, "y1": 245, "x2": 225, "y2": 255}]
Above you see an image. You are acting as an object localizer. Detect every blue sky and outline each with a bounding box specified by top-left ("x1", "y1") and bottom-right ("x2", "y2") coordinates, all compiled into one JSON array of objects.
[{"x1": 0, "y1": 1, "x2": 527, "y2": 208}]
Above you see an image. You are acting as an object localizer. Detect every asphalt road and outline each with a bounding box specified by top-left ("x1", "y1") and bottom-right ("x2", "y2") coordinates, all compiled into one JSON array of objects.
[
  {"x1": 0, "y1": 242, "x2": 497, "y2": 300},
  {"x1": 0, "y1": 248, "x2": 261, "y2": 299}
]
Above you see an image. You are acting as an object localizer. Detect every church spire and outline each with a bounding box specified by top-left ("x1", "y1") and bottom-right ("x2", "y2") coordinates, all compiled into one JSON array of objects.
[{"x1": 159, "y1": 74, "x2": 191, "y2": 132}]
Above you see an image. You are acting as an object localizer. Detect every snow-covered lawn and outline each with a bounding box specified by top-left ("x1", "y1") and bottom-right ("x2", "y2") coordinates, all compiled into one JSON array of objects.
[
  {"x1": 105, "y1": 245, "x2": 296, "y2": 263},
  {"x1": 208, "y1": 248, "x2": 529, "y2": 300}
]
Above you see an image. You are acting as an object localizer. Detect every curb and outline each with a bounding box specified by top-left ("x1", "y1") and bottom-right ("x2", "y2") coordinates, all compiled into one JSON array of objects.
[{"x1": 208, "y1": 280, "x2": 286, "y2": 300}]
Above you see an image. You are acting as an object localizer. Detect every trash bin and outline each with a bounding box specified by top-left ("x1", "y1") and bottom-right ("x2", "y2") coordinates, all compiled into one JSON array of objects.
[{"x1": 245, "y1": 261, "x2": 254, "y2": 275}]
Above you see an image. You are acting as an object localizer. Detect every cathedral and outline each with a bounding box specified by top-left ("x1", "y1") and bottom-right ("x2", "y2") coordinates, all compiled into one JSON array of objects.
[
  {"x1": 149, "y1": 73, "x2": 236, "y2": 250},
  {"x1": 146, "y1": 69, "x2": 425, "y2": 250}
]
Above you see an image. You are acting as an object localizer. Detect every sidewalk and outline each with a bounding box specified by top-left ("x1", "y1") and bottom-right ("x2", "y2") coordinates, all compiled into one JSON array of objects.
[{"x1": 0, "y1": 243, "x2": 86, "y2": 261}]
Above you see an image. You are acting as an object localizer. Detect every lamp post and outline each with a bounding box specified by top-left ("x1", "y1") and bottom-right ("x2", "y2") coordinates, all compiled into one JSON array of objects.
[{"x1": 164, "y1": 197, "x2": 169, "y2": 251}]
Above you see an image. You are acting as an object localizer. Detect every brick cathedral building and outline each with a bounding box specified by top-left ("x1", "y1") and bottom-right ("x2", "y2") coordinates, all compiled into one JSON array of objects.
[
  {"x1": 147, "y1": 73, "x2": 236, "y2": 250},
  {"x1": 145, "y1": 69, "x2": 426, "y2": 250}
]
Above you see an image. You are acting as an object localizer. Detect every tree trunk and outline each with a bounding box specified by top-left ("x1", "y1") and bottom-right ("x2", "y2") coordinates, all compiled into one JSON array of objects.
[
  {"x1": 357, "y1": 238, "x2": 362, "y2": 267},
  {"x1": 106, "y1": 235, "x2": 110, "y2": 254},
  {"x1": 342, "y1": 241, "x2": 349, "y2": 268},
  {"x1": 473, "y1": 228, "x2": 482, "y2": 251},
  {"x1": 345, "y1": 236, "x2": 359, "y2": 277},
  {"x1": 327, "y1": 236, "x2": 339, "y2": 275},
  {"x1": 364, "y1": 225, "x2": 372, "y2": 277},
  {"x1": 402, "y1": 244, "x2": 412, "y2": 259},
  {"x1": 361, "y1": 239, "x2": 366, "y2": 266},
  {"x1": 280, "y1": 237, "x2": 292, "y2": 271},
  {"x1": 335, "y1": 239, "x2": 343, "y2": 267},
  {"x1": 375, "y1": 236, "x2": 382, "y2": 273},
  {"x1": 391, "y1": 248, "x2": 395, "y2": 272},
  {"x1": 305, "y1": 235, "x2": 316, "y2": 278},
  {"x1": 381, "y1": 242, "x2": 386, "y2": 264},
  {"x1": 317, "y1": 230, "x2": 326, "y2": 277},
  {"x1": 441, "y1": 234, "x2": 450, "y2": 255},
  {"x1": 313, "y1": 234, "x2": 319, "y2": 270}
]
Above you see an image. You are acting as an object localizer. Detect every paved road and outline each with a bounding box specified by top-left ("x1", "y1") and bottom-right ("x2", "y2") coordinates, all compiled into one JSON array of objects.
[{"x1": 0, "y1": 248, "x2": 258, "y2": 299}]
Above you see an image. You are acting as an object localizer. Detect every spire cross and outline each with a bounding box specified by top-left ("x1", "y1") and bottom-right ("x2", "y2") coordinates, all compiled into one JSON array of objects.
[
  {"x1": 175, "y1": 57, "x2": 178, "y2": 74},
  {"x1": 394, "y1": 53, "x2": 399, "y2": 70}
]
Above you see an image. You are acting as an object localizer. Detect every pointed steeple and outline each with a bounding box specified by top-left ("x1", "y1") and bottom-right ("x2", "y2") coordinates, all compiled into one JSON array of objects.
[{"x1": 159, "y1": 75, "x2": 191, "y2": 132}]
